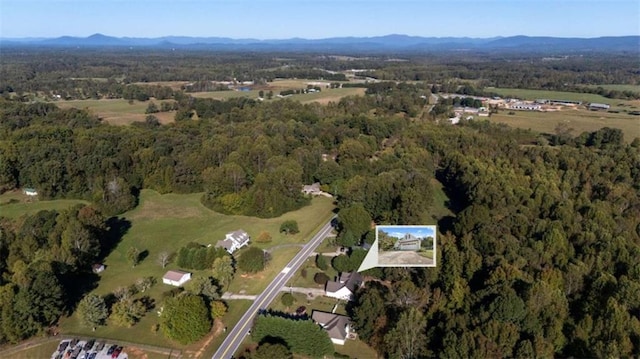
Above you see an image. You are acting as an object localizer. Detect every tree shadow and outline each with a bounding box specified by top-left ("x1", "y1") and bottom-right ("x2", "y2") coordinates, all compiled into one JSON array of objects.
[
  {"x1": 138, "y1": 249, "x2": 149, "y2": 263},
  {"x1": 100, "y1": 216, "x2": 132, "y2": 259},
  {"x1": 258, "y1": 335, "x2": 291, "y2": 349}
]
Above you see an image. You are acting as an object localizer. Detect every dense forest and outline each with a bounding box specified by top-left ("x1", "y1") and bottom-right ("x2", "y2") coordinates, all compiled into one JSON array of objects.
[
  {"x1": 0, "y1": 49, "x2": 639, "y2": 357},
  {"x1": 1, "y1": 49, "x2": 639, "y2": 101}
]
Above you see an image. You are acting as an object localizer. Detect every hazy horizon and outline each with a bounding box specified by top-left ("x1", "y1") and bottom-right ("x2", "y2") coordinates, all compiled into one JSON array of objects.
[{"x1": 1, "y1": 0, "x2": 638, "y2": 39}]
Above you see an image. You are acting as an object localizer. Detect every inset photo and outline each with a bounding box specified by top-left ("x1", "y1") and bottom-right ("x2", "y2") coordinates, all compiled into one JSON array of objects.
[{"x1": 376, "y1": 225, "x2": 436, "y2": 267}]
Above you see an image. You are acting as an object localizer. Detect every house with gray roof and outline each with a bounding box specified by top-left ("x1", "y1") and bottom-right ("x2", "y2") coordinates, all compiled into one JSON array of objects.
[
  {"x1": 325, "y1": 272, "x2": 363, "y2": 301},
  {"x1": 216, "y1": 229, "x2": 250, "y2": 254},
  {"x1": 311, "y1": 311, "x2": 353, "y2": 345}
]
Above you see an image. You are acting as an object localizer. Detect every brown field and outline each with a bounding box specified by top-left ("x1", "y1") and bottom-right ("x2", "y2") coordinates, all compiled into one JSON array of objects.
[
  {"x1": 57, "y1": 98, "x2": 176, "y2": 125},
  {"x1": 132, "y1": 81, "x2": 189, "y2": 90},
  {"x1": 489, "y1": 108, "x2": 640, "y2": 142}
]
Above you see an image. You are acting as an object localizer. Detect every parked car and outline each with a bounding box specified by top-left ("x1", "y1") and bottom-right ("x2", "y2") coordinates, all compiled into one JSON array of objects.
[
  {"x1": 95, "y1": 342, "x2": 105, "y2": 351},
  {"x1": 58, "y1": 341, "x2": 70, "y2": 352},
  {"x1": 107, "y1": 345, "x2": 117, "y2": 355},
  {"x1": 83, "y1": 339, "x2": 95, "y2": 351},
  {"x1": 88, "y1": 352, "x2": 97, "y2": 359},
  {"x1": 111, "y1": 346, "x2": 123, "y2": 358},
  {"x1": 70, "y1": 338, "x2": 79, "y2": 348}
]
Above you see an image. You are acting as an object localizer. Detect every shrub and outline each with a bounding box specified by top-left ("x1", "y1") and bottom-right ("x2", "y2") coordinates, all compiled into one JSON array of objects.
[
  {"x1": 256, "y1": 231, "x2": 272, "y2": 243},
  {"x1": 314, "y1": 272, "x2": 330, "y2": 285},
  {"x1": 160, "y1": 294, "x2": 212, "y2": 344},
  {"x1": 238, "y1": 247, "x2": 265, "y2": 273},
  {"x1": 280, "y1": 220, "x2": 299, "y2": 234},
  {"x1": 281, "y1": 293, "x2": 295, "y2": 307},
  {"x1": 316, "y1": 254, "x2": 328, "y2": 270}
]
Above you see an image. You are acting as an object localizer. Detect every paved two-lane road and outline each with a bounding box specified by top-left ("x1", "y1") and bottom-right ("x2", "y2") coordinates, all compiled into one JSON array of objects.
[{"x1": 212, "y1": 218, "x2": 335, "y2": 359}]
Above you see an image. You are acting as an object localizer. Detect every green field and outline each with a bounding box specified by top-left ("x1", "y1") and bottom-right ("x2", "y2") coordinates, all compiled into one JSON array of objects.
[
  {"x1": 0, "y1": 191, "x2": 89, "y2": 219},
  {"x1": 428, "y1": 178, "x2": 454, "y2": 221},
  {"x1": 585, "y1": 84, "x2": 640, "y2": 93},
  {"x1": 486, "y1": 87, "x2": 638, "y2": 106},
  {"x1": 58, "y1": 189, "x2": 334, "y2": 353},
  {"x1": 334, "y1": 339, "x2": 380, "y2": 359},
  {"x1": 0, "y1": 340, "x2": 60, "y2": 359},
  {"x1": 191, "y1": 87, "x2": 364, "y2": 105},
  {"x1": 488, "y1": 109, "x2": 640, "y2": 142},
  {"x1": 56, "y1": 98, "x2": 176, "y2": 125}
]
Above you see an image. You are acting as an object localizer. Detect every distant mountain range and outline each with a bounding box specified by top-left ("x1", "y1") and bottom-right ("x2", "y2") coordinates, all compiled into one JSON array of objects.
[{"x1": 1, "y1": 33, "x2": 638, "y2": 52}]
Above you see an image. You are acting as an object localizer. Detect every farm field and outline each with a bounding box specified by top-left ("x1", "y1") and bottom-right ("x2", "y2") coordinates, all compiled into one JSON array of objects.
[
  {"x1": 58, "y1": 189, "x2": 334, "y2": 352},
  {"x1": 191, "y1": 84, "x2": 364, "y2": 105},
  {"x1": 488, "y1": 109, "x2": 640, "y2": 142},
  {"x1": 56, "y1": 98, "x2": 176, "y2": 125},
  {"x1": 486, "y1": 87, "x2": 639, "y2": 106},
  {"x1": 0, "y1": 190, "x2": 89, "y2": 218},
  {"x1": 54, "y1": 79, "x2": 365, "y2": 125},
  {"x1": 584, "y1": 84, "x2": 640, "y2": 93}
]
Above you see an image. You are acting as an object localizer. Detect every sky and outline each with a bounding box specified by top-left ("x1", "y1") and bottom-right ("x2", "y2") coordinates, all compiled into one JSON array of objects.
[
  {"x1": 1, "y1": 0, "x2": 638, "y2": 39},
  {"x1": 377, "y1": 225, "x2": 436, "y2": 240}
]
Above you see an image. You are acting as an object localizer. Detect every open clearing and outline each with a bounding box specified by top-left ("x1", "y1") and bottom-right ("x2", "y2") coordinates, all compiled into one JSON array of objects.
[
  {"x1": 0, "y1": 190, "x2": 89, "y2": 219},
  {"x1": 56, "y1": 98, "x2": 176, "y2": 126},
  {"x1": 58, "y1": 189, "x2": 334, "y2": 352},
  {"x1": 486, "y1": 87, "x2": 639, "y2": 106},
  {"x1": 54, "y1": 79, "x2": 365, "y2": 125},
  {"x1": 488, "y1": 109, "x2": 640, "y2": 142}
]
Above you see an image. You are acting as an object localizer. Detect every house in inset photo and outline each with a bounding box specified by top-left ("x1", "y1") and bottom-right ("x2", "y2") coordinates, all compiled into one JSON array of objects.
[
  {"x1": 394, "y1": 233, "x2": 421, "y2": 251},
  {"x1": 376, "y1": 225, "x2": 437, "y2": 267},
  {"x1": 162, "y1": 270, "x2": 191, "y2": 287},
  {"x1": 216, "y1": 229, "x2": 250, "y2": 254}
]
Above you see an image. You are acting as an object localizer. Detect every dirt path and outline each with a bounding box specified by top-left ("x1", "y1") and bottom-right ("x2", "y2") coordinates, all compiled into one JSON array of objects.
[
  {"x1": 378, "y1": 251, "x2": 434, "y2": 266},
  {"x1": 191, "y1": 319, "x2": 224, "y2": 358}
]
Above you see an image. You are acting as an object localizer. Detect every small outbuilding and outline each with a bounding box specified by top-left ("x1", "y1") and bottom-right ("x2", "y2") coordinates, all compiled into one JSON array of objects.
[
  {"x1": 162, "y1": 270, "x2": 192, "y2": 287},
  {"x1": 23, "y1": 188, "x2": 38, "y2": 196},
  {"x1": 92, "y1": 263, "x2": 105, "y2": 274}
]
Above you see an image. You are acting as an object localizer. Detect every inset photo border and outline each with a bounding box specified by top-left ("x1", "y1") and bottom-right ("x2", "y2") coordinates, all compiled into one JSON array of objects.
[{"x1": 376, "y1": 225, "x2": 437, "y2": 267}]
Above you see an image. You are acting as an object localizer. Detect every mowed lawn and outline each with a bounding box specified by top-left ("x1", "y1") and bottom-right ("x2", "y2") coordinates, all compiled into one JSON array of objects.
[
  {"x1": 488, "y1": 109, "x2": 640, "y2": 142},
  {"x1": 59, "y1": 190, "x2": 335, "y2": 350},
  {"x1": 0, "y1": 191, "x2": 89, "y2": 219}
]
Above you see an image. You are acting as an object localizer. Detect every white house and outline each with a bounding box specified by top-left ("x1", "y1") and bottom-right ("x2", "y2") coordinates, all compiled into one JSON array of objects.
[
  {"x1": 312, "y1": 311, "x2": 353, "y2": 345},
  {"x1": 23, "y1": 188, "x2": 38, "y2": 196},
  {"x1": 162, "y1": 270, "x2": 191, "y2": 287},
  {"x1": 302, "y1": 183, "x2": 321, "y2": 195},
  {"x1": 216, "y1": 230, "x2": 250, "y2": 254},
  {"x1": 394, "y1": 233, "x2": 421, "y2": 251},
  {"x1": 325, "y1": 272, "x2": 363, "y2": 301}
]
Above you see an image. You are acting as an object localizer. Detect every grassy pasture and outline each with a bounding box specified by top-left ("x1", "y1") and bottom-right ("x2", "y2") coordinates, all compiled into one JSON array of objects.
[
  {"x1": 486, "y1": 87, "x2": 638, "y2": 106},
  {"x1": 53, "y1": 79, "x2": 365, "y2": 125},
  {"x1": 0, "y1": 191, "x2": 89, "y2": 219},
  {"x1": 488, "y1": 109, "x2": 640, "y2": 142},
  {"x1": 584, "y1": 84, "x2": 640, "y2": 93},
  {"x1": 56, "y1": 98, "x2": 176, "y2": 125},
  {"x1": 58, "y1": 189, "x2": 334, "y2": 352}
]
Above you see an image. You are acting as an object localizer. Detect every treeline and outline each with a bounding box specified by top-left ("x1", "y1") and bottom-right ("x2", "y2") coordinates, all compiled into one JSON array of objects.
[
  {"x1": 0, "y1": 205, "x2": 110, "y2": 343},
  {"x1": 345, "y1": 121, "x2": 640, "y2": 358},
  {"x1": 176, "y1": 243, "x2": 228, "y2": 270},
  {"x1": 0, "y1": 88, "x2": 431, "y2": 217},
  {"x1": 367, "y1": 53, "x2": 640, "y2": 97}
]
